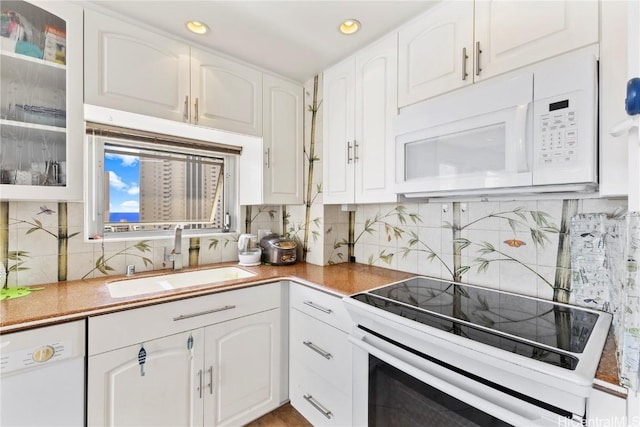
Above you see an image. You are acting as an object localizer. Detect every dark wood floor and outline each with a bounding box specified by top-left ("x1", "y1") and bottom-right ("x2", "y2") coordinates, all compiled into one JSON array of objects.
[{"x1": 245, "y1": 403, "x2": 312, "y2": 427}]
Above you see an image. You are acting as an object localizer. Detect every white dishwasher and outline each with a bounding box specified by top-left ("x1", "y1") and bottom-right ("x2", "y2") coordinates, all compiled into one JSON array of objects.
[{"x1": 1, "y1": 319, "x2": 85, "y2": 427}]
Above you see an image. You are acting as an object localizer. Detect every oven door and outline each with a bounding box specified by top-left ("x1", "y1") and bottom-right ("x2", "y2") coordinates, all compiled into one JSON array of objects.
[{"x1": 349, "y1": 327, "x2": 582, "y2": 427}]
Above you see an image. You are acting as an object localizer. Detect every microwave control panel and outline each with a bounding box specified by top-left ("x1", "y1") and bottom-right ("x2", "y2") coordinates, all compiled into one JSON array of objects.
[{"x1": 538, "y1": 99, "x2": 578, "y2": 166}]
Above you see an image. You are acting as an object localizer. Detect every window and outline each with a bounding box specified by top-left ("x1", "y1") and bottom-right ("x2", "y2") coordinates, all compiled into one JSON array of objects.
[{"x1": 86, "y1": 124, "x2": 240, "y2": 240}]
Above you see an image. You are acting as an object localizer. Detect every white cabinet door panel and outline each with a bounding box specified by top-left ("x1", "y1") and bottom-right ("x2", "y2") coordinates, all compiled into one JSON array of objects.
[
  {"x1": 398, "y1": 1, "x2": 473, "y2": 106},
  {"x1": 84, "y1": 10, "x2": 190, "y2": 122},
  {"x1": 474, "y1": 0, "x2": 598, "y2": 80},
  {"x1": 87, "y1": 329, "x2": 204, "y2": 427},
  {"x1": 192, "y1": 49, "x2": 262, "y2": 136},
  {"x1": 204, "y1": 308, "x2": 281, "y2": 427},
  {"x1": 262, "y1": 74, "x2": 303, "y2": 205},
  {"x1": 355, "y1": 34, "x2": 398, "y2": 204},
  {"x1": 323, "y1": 59, "x2": 355, "y2": 204}
]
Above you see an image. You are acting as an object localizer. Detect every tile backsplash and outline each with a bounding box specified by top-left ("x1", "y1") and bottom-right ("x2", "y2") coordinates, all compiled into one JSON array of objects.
[{"x1": 0, "y1": 201, "x2": 282, "y2": 287}]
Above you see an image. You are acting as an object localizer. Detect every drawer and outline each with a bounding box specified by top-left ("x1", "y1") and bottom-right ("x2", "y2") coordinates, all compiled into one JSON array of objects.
[
  {"x1": 290, "y1": 359, "x2": 352, "y2": 427},
  {"x1": 289, "y1": 284, "x2": 353, "y2": 332},
  {"x1": 89, "y1": 282, "x2": 281, "y2": 355},
  {"x1": 290, "y1": 308, "x2": 351, "y2": 393}
]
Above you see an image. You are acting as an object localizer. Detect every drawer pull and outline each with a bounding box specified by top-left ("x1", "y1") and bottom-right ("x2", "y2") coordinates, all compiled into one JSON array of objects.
[
  {"x1": 173, "y1": 305, "x2": 236, "y2": 321},
  {"x1": 197, "y1": 369, "x2": 203, "y2": 399},
  {"x1": 303, "y1": 394, "x2": 332, "y2": 419},
  {"x1": 303, "y1": 341, "x2": 332, "y2": 359},
  {"x1": 303, "y1": 300, "x2": 332, "y2": 314}
]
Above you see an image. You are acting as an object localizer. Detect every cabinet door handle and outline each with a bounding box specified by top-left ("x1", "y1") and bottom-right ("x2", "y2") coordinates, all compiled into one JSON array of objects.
[
  {"x1": 303, "y1": 394, "x2": 332, "y2": 419},
  {"x1": 197, "y1": 369, "x2": 203, "y2": 399},
  {"x1": 354, "y1": 140, "x2": 359, "y2": 162},
  {"x1": 462, "y1": 47, "x2": 469, "y2": 81},
  {"x1": 347, "y1": 141, "x2": 353, "y2": 164},
  {"x1": 173, "y1": 305, "x2": 236, "y2": 321},
  {"x1": 194, "y1": 97, "x2": 199, "y2": 124},
  {"x1": 303, "y1": 300, "x2": 332, "y2": 314},
  {"x1": 183, "y1": 95, "x2": 189, "y2": 121},
  {"x1": 265, "y1": 147, "x2": 271, "y2": 168},
  {"x1": 207, "y1": 366, "x2": 213, "y2": 395},
  {"x1": 475, "y1": 41, "x2": 482, "y2": 76},
  {"x1": 303, "y1": 341, "x2": 332, "y2": 359}
]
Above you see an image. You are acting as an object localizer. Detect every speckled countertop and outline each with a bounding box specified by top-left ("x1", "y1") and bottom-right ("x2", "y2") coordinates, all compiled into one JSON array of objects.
[{"x1": 0, "y1": 261, "x2": 623, "y2": 395}]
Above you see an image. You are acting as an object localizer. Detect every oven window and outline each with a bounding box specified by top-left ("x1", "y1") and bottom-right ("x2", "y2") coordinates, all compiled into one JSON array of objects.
[{"x1": 369, "y1": 355, "x2": 512, "y2": 427}]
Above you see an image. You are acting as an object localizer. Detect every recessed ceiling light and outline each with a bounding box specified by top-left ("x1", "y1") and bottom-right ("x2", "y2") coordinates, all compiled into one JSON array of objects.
[
  {"x1": 186, "y1": 21, "x2": 209, "y2": 35},
  {"x1": 339, "y1": 19, "x2": 361, "y2": 35}
]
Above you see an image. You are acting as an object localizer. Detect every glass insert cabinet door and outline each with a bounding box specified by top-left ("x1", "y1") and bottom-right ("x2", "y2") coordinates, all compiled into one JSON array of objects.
[{"x1": 0, "y1": 0, "x2": 82, "y2": 201}]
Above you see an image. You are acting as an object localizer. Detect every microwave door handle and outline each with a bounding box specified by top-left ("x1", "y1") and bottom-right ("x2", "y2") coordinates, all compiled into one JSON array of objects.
[{"x1": 512, "y1": 103, "x2": 529, "y2": 173}]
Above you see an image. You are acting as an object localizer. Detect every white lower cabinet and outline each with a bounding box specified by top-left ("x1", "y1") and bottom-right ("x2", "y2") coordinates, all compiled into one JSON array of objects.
[
  {"x1": 87, "y1": 329, "x2": 205, "y2": 427},
  {"x1": 204, "y1": 309, "x2": 282, "y2": 426},
  {"x1": 288, "y1": 284, "x2": 353, "y2": 426},
  {"x1": 87, "y1": 283, "x2": 282, "y2": 427}
]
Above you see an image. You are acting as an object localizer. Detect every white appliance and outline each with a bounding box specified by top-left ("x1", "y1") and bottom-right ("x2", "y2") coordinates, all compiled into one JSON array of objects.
[
  {"x1": 343, "y1": 276, "x2": 611, "y2": 426},
  {"x1": 1, "y1": 320, "x2": 85, "y2": 427},
  {"x1": 393, "y1": 45, "x2": 599, "y2": 199},
  {"x1": 237, "y1": 233, "x2": 261, "y2": 266}
]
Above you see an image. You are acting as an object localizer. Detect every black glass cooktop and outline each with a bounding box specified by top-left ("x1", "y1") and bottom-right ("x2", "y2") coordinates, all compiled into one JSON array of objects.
[{"x1": 351, "y1": 277, "x2": 601, "y2": 370}]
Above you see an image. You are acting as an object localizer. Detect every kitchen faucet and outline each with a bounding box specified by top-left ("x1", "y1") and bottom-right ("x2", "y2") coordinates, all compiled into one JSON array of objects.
[{"x1": 165, "y1": 225, "x2": 183, "y2": 270}]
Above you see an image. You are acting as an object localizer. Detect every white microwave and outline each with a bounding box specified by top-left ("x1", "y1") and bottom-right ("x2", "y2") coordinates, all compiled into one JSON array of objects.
[{"x1": 393, "y1": 45, "x2": 599, "y2": 199}]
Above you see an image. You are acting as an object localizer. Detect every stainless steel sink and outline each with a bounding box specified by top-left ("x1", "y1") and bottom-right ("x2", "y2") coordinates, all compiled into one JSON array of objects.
[{"x1": 106, "y1": 266, "x2": 256, "y2": 298}]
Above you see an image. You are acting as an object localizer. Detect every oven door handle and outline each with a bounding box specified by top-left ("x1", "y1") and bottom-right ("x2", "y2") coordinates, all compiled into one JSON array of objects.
[{"x1": 348, "y1": 335, "x2": 566, "y2": 427}]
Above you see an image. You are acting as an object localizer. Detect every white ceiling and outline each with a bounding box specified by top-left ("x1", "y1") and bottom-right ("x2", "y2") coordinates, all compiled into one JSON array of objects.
[{"x1": 86, "y1": 1, "x2": 436, "y2": 83}]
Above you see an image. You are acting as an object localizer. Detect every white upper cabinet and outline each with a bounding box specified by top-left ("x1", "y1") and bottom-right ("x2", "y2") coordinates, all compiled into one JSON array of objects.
[
  {"x1": 354, "y1": 35, "x2": 399, "y2": 204},
  {"x1": 239, "y1": 74, "x2": 303, "y2": 206},
  {"x1": 323, "y1": 34, "x2": 397, "y2": 205},
  {"x1": 191, "y1": 48, "x2": 262, "y2": 136},
  {"x1": 323, "y1": 58, "x2": 355, "y2": 204},
  {"x1": 84, "y1": 9, "x2": 263, "y2": 136},
  {"x1": 0, "y1": 0, "x2": 83, "y2": 201},
  {"x1": 83, "y1": 9, "x2": 190, "y2": 123},
  {"x1": 398, "y1": 1, "x2": 473, "y2": 108},
  {"x1": 398, "y1": 0, "x2": 598, "y2": 107},
  {"x1": 474, "y1": 0, "x2": 598, "y2": 81},
  {"x1": 261, "y1": 74, "x2": 303, "y2": 205}
]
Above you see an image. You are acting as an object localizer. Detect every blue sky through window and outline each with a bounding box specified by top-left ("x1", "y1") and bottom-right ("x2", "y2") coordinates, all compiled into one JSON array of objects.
[{"x1": 105, "y1": 152, "x2": 140, "y2": 222}]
